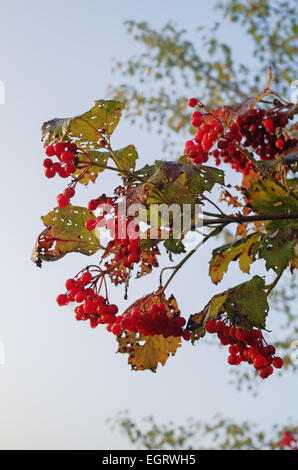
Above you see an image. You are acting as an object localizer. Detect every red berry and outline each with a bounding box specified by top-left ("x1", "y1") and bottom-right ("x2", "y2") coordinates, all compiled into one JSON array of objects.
[
  {"x1": 88, "y1": 199, "x2": 99, "y2": 211},
  {"x1": 44, "y1": 167, "x2": 55, "y2": 178},
  {"x1": 65, "y1": 278, "x2": 76, "y2": 290},
  {"x1": 81, "y1": 271, "x2": 92, "y2": 285},
  {"x1": 63, "y1": 187, "x2": 75, "y2": 198},
  {"x1": 85, "y1": 219, "x2": 97, "y2": 231},
  {"x1": 188, "y1": 98, "x2": 198, "y2": 108},
  {"x1": 111, "y1": 324, "x2": 122, "y2": 335},
  {"x1": 262, "y1": 118, "x2": 274, "y2": 133},
  {"x1": 272, "y1": 357, "x2": 283, "y2": 369},
  {"x1": 56, "y1": 294, "x2": 68, "y2": 306},
  {"x1": 54, "y1": 142, "x2": 67, "y2": 155},
  {"x1": 60, "y1": 150, "x2": 74, "y2": 164},
  {"x1": 275, "y1": 138, "x2": 284, "y2": 150},
  {"x1": 182, "y1": 330, "x2": 191, "y2": 341},
  {"x1": 235, "y1": 329, "x2": 247, "y2": 342},
  {"x1": 206, "y1": 319, "x2": 216, "y2": 333},
  {"x1": 43, "y1": 158, "x2": 53, "y2": 168},
  {"x1": 258, "y1": 367, "x2": 269, "y2": 379},
  {"x1": 56, "y1": 193, "x2": 70, "y2": 208},
  {"x1": 215, "y1": 321, "x2": 226, "y2": 333},
  {"x1": 65, "y1": 162, "x2": 76, "y2": 174},
  {"x1": 45, "y1": 145, "x2": 56, "y2": 157},
  {"x1": 75, "y1": 291, "x2": 85, "y2": 303}
]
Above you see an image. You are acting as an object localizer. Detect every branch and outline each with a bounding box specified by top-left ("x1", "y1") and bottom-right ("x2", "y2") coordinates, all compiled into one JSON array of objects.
[{"x1": 202, "y1": 212, "x2": 298, "y2": 226}]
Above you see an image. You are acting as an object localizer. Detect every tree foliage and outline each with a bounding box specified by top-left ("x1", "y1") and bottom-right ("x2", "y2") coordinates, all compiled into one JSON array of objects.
[{"x1": 32, "y1": 1, "x2": 297, "y2": 382}]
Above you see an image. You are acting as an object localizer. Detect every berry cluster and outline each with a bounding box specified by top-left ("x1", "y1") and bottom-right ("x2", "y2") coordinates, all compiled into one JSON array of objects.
[
  {"x1": 184, "y1": 112, "x2": 223, "y2": 165},
  {"x1": 206, "y1": 318, "x2": 283, "y2": 379},
  {"x1": 44, "y1": 141, "x2": 78, "y2": 179},
  {"x1": 43, "y1": 141, "x2": 79, "y2": 208},
  {"x1": 56, "y1": 270, "x2": 118, "y2": 329},
  {"x1": 108, "y1": 302, "x2": 190, "y2": 340},
  {"x1": 86, "y1": 197, "x2": 142, "y2": 269},
  {"x1": 185, "y1": 99, "x2": 297, "y2": 174}
]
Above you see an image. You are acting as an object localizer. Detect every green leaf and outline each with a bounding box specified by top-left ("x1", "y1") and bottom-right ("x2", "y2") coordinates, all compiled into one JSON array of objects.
[
  {"x1": 209, "y1": 233, "x2": 262, "y2": 284},
  {"x1": 113, "y1": 144, "x2": 138, "y2": 171},
  {"x1": 257, "y1": 226, "x2": 298, "y2": 274},
  {"x1": 244, "y1": 177, "x2": 298, "y2": 216},
  {"x1": 31, "y1": 205, "x2": 99, "y2": 265},
  {"x1": 42, "y1": 99, "x2": 125, "y2": 149},
  {"x1": 225, "y1": 276, "x2": 268, "y2": 329},
  {"x1": 73, "y1": 150, "x2": 109, "y2": 185},
  {"x1": 188, "y1": 276, "x2": 269, "y2": 340},
  {"x1": 164, "y1": 238, "x2": 186, "y2": 254},
  {"x1": 188, "y1": 293, "x2": 227, "y2": 343},
  {"x1": 146, "y1": 161, "x2": 224, "y2": 205}
]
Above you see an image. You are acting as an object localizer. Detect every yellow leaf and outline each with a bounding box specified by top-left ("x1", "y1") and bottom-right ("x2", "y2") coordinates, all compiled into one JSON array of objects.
[
  {"x1": 117, "y1": 331, "x2": 181, "y2": 372},
  {"x1": 209, "y1": 233, "x2": 261, "y2": 284}
]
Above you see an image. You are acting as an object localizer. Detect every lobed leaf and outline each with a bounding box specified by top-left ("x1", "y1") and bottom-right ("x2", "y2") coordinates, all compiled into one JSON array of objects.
[
  {"x1": 31, "y1": 205, "x2": 99, "y2": 265},
  {"x1": 42, "y1": 99, "x2": 125, "y2": 149},
  {"x1": 188, "y1": 276, "x2": 269, "y2": 341},
  {"x1": 117, "y1": 331, "x2": 181, "y2": 372},
  {"x1": 209, "y1": 233, "x2": 262, "y2": 284}
]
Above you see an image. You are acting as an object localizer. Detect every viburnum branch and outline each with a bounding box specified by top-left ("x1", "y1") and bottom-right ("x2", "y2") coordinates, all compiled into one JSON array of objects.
[
  {"x1": 158, "y1": 224, "x2": 226, "y2": 293},
  {"x1": 265, "y1": 271, "x2": 285, "y2": 295},
  {"x1": 202, "y1": 211, "x2": 298, "y2": 226}
]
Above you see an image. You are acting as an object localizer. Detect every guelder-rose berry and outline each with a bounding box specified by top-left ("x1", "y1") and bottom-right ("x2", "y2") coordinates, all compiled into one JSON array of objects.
[
  {"x1": 56, "y1": 193, "x2": 70, "y2": 208},
  {"x1": 60, "y1": 150, "x2": 74, "y2": 163},
  {"x1": 56, "y1": 294, "x2": 68, "y2": 306},
  {"x1": 272, "y1": 357, "x2": 283, "y2": 368},
  {"x1": 54, "y1": 142, "x2": 67, "y2": 155},
  {"x1": 188, "y1": 98, "x2": 198, "y2": 108},
  {"x1": 45, "y1": 145, "x2": 56, "y2": 157},
  {"x1": 85, "y1": 219, "x2": 97, "y2": 231}
]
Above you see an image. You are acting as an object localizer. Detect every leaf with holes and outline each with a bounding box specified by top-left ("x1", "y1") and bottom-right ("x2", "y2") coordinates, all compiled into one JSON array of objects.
[
  {"x1": 31, "y1": 206, "x2": 99, "y2": 266},
  {"x1": 225, "y1": 276, "x2": 269, "y2": 329},
  {"x1": 73, "y1": 150, "x2": 109, "y2": 185},
  {"x1": 42, "y1": 99, "x2": 125, "y2": 149},
  {"x1": 113, "y1": 144, "x2": 138, "y2": 171}
]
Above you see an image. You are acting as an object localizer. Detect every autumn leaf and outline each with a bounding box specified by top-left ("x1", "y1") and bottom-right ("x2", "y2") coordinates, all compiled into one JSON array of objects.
[
  {"x1": 42, "y1": 99, "x2": 125, "y2": 149},
  {"x1": 188, "y1": 294, "x2": 227, "y2": 343},
  {"x1": 73, "y1": 150, "x2": 109, "y2": 185},
  {"x1": 31, "y1": 206, "x2": 99, "y2": 266},
  {"x1": 244, "y1": 177, "x2": 298, "y2": 217},
  {"x1": 209, "y1": 233, "x2": 262, "y2": 284},
  {"x1": 188, "y1": 276, "x2": 269, "y2": 341},
  {"x1": 225, "y1": 276, "x2": 268, "y2": 329},
  {"x1": 205, "y1": 68, "x2": 272, "y2": 129},
  {"x1": 116, "y1": 331, "x2": 181, "y2": 372}
]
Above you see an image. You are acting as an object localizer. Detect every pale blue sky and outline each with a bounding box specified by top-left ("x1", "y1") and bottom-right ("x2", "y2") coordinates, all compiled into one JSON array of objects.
[{"x1": 0, "y1": 0, "x2": 296, "y2": 450}]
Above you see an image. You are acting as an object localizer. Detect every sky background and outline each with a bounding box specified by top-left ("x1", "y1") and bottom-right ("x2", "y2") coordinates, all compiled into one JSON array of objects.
[{"x1": 0, "y1": 0, "x2": 297, "y2": 450}]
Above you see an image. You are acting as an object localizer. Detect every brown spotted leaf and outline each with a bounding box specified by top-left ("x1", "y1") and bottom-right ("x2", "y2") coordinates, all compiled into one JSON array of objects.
[{"x1": 31, "y1": 206, "x2": 99, "y2": 266}]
